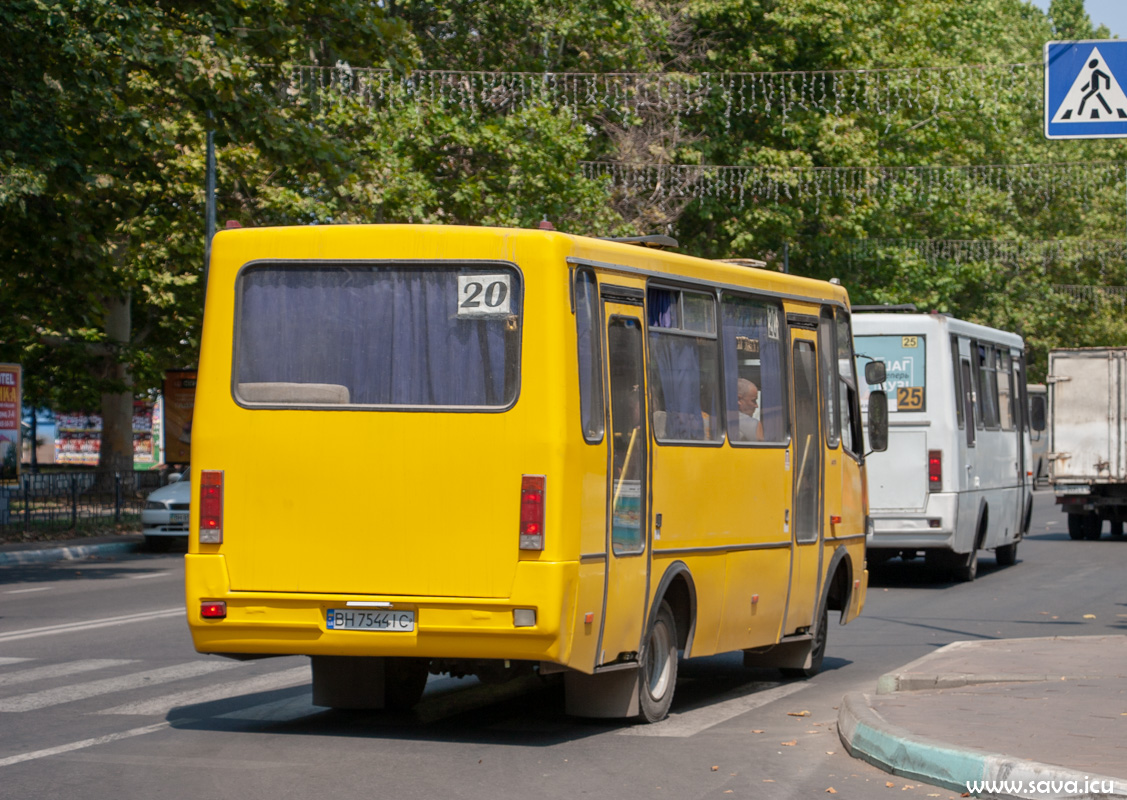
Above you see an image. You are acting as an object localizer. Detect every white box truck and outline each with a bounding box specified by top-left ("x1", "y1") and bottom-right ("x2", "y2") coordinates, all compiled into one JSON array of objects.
[{"x1": 1048, "y1": 347, "x2": 1127, "y2": 539}]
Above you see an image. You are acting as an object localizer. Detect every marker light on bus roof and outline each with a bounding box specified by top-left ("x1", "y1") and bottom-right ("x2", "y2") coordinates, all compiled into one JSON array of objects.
[
  {"x1": 199, "y1": 470, "x2": 224, "y2": 544},
  {"x1": 519, "y1": 475, "x2": 545, "y2": 551}
]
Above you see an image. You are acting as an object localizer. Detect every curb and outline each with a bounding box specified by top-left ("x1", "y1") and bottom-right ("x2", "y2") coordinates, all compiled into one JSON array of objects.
[
  {"x1": 0, "y1": 541, "x2": 143, "y2": 566},
  {"x1": 838, "y1": 692, "x2": 1127, "y2": 800}
]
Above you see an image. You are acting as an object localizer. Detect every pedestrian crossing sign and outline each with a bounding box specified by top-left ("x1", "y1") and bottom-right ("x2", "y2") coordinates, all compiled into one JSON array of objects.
[{"x1": 1045, "y1": 40, "x2": 1127, "y2": 139}]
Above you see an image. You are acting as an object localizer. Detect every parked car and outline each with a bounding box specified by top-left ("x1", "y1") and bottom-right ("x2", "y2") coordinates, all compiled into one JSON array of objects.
[{"x1": 141, "y1": 475, "x2": 190, "y2": 550}]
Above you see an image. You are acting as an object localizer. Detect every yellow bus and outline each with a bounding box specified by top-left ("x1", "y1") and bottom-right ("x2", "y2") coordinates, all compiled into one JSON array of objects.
[{"x1": 185, "y1": 224, "x2": 887, "y2": 722}]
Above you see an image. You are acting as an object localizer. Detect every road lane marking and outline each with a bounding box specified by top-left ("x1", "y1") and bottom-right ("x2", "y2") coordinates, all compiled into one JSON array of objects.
[
  {"x1": 218, "y1": 692, "x2": 318, "y2": 722},
  {"x1": 0, "y1": 658, "x2": 31, "y2": 667},
  {"x1": 617, "y1": 681, "x2": 808, "y2": 737},
  {"x1": 0, "y1": 661, "x2": 241, "y2": 712},
  {"x1": 126, "y1": 572, "x2": 171, "y2": 580},
  {"x1": 0, "y1": 721, "x2": 173, "y2": 768},
  {"x1": 5, "y1": 587, "x2": 49, "y2": 594},
  {"x1": 0, "y1": 607, "x2": 183, "y2": 643},
  {"x1": 0, "y1": 659, "x2": 136, "y2": 688},
  {"x1": 98, "y1": 666, "x2": 310, "y2": 717}
]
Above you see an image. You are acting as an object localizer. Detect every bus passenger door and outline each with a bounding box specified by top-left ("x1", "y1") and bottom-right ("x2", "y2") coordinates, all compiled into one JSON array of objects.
[
  {"x1": 598, "y1": 310, "x2": 650, "y2": 666},
  {"x1": 784, "y1": 333, "x2": 824, "y2": 635}
]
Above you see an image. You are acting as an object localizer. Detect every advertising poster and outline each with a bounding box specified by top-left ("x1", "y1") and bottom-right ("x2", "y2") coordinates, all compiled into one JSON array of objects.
[
  {"x1": 54, "y1": 401, "x2": 159, "y2": 468},
  {"x1": 0, "y1": 364, "x2": 21, "y2": 480},
  {"x1": 163, "y1": 370, "x2": 196, "y2": 466}
]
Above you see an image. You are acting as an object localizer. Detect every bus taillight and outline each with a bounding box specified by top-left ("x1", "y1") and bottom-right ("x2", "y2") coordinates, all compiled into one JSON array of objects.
[
  {"x1": 199, "y1": 470, "x2": 224, "y2": 544},
  {"x1": 928, "y1": 450, "x2": 942, "y2": 491},
  {"x1": 519, "y1": 475, "x2": 546, "y2": 551}
]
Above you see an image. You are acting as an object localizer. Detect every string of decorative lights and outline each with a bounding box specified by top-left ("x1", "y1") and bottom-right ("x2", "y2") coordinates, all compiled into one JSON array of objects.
[
  {"x1": 289, "y1": 62, "x2": 1040, "y2": 123},
  {"x1": 820, "y1": 238, "x2": 1127, "y2": 269},
  {"x1": 579, "y1": 161, "x2": 1126, "y2": 211},
  {"x1": 1053, "y1": 285, "x2": 1127, "y2": 304}
]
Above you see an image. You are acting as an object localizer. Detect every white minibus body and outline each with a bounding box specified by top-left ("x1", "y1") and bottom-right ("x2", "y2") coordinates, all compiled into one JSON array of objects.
[{"x1": 854, "y1": 312, "x2": 1033, "y2": 580}]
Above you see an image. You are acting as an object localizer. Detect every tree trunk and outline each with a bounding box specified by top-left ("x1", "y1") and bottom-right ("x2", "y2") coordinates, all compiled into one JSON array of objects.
[{"x1": 97, "y1": 294, "x2": 134, "y2": 485}]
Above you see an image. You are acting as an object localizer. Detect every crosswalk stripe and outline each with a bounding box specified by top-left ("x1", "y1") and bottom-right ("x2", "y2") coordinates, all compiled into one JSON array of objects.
[
  {"x1": 0, "y1": 661, "x2": 241, "y2": 712},
  {"x1": 217, "y1": 692, "x2": 317, "y2": 722},
  {"x1": 0, "y1": 658, "x2": 31, "y2": 667},
  {"x1": 617, "y1": 681, "x2": 808, "y2": 738},
  {"x1": 0, "y1": 659, "x2": 136, "y2": 688},
  {"x1": 0, "y1": 607, "x2": 183, "y2": 643},
  {"x1": 0, "y1": 721, "x2": 172, "y2": 768},
  {"x1": 98, "y1": 666, "x2": 310, "y2": 717}
]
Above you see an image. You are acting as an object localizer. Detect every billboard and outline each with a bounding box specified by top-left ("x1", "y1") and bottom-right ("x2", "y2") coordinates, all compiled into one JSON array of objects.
[
  {"x1": 0, "y1": 364, "x2": 20, "y2": 479},
  {"x1": 163, "y1": 370, "x2": 196, "y2": 466}
]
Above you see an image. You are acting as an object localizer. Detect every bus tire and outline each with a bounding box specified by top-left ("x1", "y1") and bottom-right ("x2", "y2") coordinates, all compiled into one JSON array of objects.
[
  {"x1": 1112, "y1": 520, "x2": 1124, "y2": 538},
  {"x1": 638, "y1": 601, "x2": 678, "y2": 723},
  {"x1": 995, "y1": 541, "x2": 1018, "y2": 567},
  {"x1": 383, "y1": 657, "x2": 430, "y2": 711},
  {"x1": 954, "y1": 545, "x2": 978, "y2": 582},
  {"x1": 780, "y1": 603, "x2": 828, "y2": 679},
  {"x1": 1068, "y1": 514, "x2": 1085, "y2": 540}
]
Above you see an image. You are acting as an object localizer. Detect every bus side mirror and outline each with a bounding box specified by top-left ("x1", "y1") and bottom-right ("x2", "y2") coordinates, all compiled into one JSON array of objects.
[
  {"x1": 864, "y1": 360, "x2": 886, "y2": 385},
  {"x1": 867, "y1": 390, "x2": 889, "y2": 452},
  {"x1": 1030, "y1": 395, "x2": 1047, "y2": 432}
]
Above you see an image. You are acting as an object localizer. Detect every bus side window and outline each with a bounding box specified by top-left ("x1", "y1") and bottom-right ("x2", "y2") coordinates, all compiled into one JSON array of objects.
[
  {"x1": 648, "y1": 287, "x2": 722, "y2": 442},
  {"x1": 721, "y1": 293, "x2": 787, "y2": 445},
  {"x1": 819, "y1": 308, "x2": 841, "y2": 449},
  {"x1": 835, "y1": 310, "x2": 862, "y2": 457},
  {"x1": 951, "y1": 335, "x2": 964, "y2": 429},
  {"x1": 975, "y1": 342, "x2": 1000, "y2": 429},
  {"x1": 997, "y1": 348, "x2": 1014, "y2": 431},
  {"x1": 575, "y1": 270, "x2": 605, "y2": 443}
]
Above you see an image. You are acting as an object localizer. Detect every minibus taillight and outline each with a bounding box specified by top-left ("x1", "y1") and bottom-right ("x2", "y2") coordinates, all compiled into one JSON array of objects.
[
  {"x1": 199, "y1": 470, "x2": 224, "y2": 544},
  {"x1": 519, "y1": 475, "x2": 546, "y2": 551},
  {"x1": 928, "y1": 450, "x2": 942, "y2": 491}
]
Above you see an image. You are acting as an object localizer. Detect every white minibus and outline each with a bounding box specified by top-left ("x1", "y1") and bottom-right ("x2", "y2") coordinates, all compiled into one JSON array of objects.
[{"x1": 854, "y1": 311, "x2": 1033, "y2": 580}]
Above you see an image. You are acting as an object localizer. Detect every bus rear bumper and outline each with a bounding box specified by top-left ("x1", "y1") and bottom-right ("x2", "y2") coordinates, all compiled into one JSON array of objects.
[
  {"x1": 865, "y1": 494, "x2": 958, "y2": 550},
  {"x1": 185, "y1": 555, "x2": 576, "y2": 665}
]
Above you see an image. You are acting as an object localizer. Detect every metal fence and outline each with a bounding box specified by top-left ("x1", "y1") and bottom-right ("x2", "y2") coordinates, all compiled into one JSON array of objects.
[{"x1": 0, "y1": 471, "x2": 168, "y2": 534}]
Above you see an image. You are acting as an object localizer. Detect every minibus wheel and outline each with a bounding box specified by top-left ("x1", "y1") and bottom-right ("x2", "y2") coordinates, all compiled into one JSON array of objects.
[
  {"x1": 639, "y1": 601, "x2": 678, "y2": 723},
  {"x1": 384, "y1": 657, "x2": 430, "y2": 710},
  {"x1": 995, "y1": 541, "x2": 1018, "y2": 567},
  {"x1": 781, "y1": 603, "x2": 827, "y2": 679},
  {"x1": 954, "y1": 546, "x2": 978, "y2": 582}
]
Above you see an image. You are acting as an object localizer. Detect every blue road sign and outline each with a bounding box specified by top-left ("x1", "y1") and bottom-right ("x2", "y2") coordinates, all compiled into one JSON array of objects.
[{"x1": 1045, "y1": 40, "x2": 1127, "y2": 139}]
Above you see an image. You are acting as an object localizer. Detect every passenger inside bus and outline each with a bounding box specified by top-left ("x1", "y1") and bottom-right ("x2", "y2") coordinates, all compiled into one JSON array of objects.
[{"x1": 736, "y1": 378, "x2": 765, "y2": 442}]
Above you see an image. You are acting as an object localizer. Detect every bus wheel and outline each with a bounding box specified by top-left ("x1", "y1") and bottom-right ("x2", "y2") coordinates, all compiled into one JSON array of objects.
[
  {"x1": 1111, "y1": 520, "x2": 1124, "y2": 538},
  {"x1": 384, "y1": 657, "x2": 430, "y2": 711},
  {"x1": 639, "y1": 601, "x2": 678, "y2": 723},
  {"x1": 995, "y1": 541, "x2": 1018, "y2": 567},
  {"x1": 954, "y1": 547, "x2": 978, "y2": 582},
  {"x1": 1068, "y1": 514, "x2": 1085, "y2": 540},
  {"x1": 781, "y1": 603, "x2": 828, "y2": 679}
]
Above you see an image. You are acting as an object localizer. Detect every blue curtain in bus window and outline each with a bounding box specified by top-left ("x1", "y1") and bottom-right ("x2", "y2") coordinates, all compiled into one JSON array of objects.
[
  {"x1": 648, "y1": 334, "x2": 705, "y2": 439},
  {"x1": 721, "y1": 297, "x2": 785, "y2": 442},
  {"x1": 237, "y1": 266, "x2": 519, "y2": 407}
]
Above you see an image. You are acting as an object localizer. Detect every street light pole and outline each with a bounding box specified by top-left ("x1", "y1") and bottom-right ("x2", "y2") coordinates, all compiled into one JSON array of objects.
[{"x1": 204, "y1": 114, "x2": 216, "y2": 285}]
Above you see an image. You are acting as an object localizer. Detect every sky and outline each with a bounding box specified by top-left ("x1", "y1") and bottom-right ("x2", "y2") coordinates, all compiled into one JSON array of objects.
[{"x1": 1028, "y1": 0, "x2": 1127, "y2": 38}]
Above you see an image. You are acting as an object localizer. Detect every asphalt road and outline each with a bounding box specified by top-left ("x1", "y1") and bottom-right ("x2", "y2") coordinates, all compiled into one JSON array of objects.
[{"x1": 1, "y1": 488, "x2": 1123, "y2": 800}]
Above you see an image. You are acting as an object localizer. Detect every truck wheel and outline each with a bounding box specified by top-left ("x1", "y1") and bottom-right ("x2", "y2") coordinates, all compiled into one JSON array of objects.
[
  {"x1": 995, "y1": 541, "x2": 1018, "y2": 567},
  {"x1": 639, "y1": 601, "x2": 678, "y2": 723},
  {"x1": 1068, "y1": 514, "x2": 1086, "y2": 540},
  {"x1": 1111, "y1": 521, "x2": 1124, "y2": 538},
  {"x1": 1084, "y1": 516, "x2": 1103, "y2": 541}
]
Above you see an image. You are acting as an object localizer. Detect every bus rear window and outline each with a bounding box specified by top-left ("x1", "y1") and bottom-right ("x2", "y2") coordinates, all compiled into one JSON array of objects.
[
  {"x1": 234, "y1": 263, "x2": 522, "y2": 409},
  {"x1": 856, "y1": 334, "x2": 927, "y2": 412}
]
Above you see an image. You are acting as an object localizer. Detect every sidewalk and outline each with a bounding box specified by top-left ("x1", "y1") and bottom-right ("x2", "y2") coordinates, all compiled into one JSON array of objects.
[
  {"x1": 0, "y1": 534, "x2": 144, "y2": 565},
  {"x1": 838, "y1": 635, "x2": 1127, "y2": 799}
]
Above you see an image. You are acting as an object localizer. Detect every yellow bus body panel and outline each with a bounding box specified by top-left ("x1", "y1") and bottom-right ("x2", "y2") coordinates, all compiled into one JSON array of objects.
[{"x1": 186, "y1": 224, "x2": 867, "y2": 671}]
